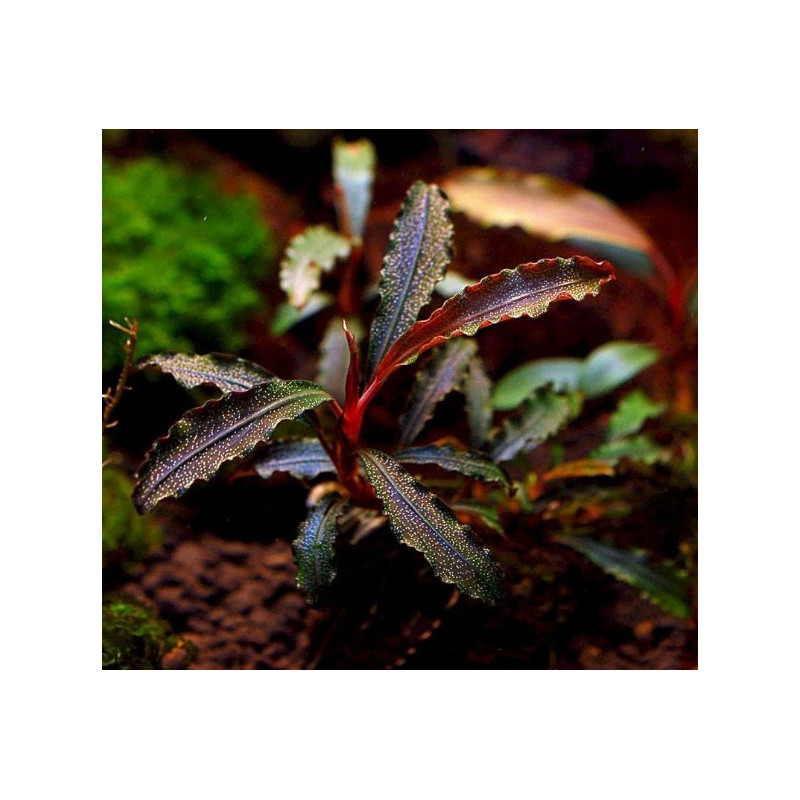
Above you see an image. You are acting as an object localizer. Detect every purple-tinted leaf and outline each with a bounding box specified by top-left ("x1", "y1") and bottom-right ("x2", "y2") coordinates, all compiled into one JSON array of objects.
[
  {"x1": 252, "y1": 438, "x2": 335, "y2": 481},
  {"x1": 394, "y1": 444, "x2": 510, "y2": 489},
  {"x1": 140, "y1": 352, "x2": 275, "y2": 393},
  {"x1": 462, "y1": 356, "x2": 492, "y2": 448}
]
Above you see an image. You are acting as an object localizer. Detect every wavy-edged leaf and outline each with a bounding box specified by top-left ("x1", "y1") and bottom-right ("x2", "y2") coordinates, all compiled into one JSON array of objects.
[
  {"x1": 395, "y1": 444, "x2": 510, "y2": 489},
  {"x1": 606, "y1": 389, "x2": 667, "y2": 440},
  {"x1": 463, "y1": 356, "x2": 492, "y2": 448},
  {"x1": 399, "y1": 338, "x2": 476, "y2": 447},
  {"x1": 492, "y1": 340, "x2": 659, "y2": 410},
  {"x1": 270, "y1": 293, "x2": 334, "y2": 336},
  {"x1": 280, "y1": 225, "x2": 351, "y2": 308},
  {"x1": 252, "y1": 438, "x2": 335, "y2": 481},
  {"x1": 333, "y1": 137, "x2": 376, "y2": 240},
  {"x1": 293, "y1": 490, "x2": 349, "y2": 606},
  {"x1": 442, "y1": 167, "x2": 658, "y2": 279},
  {"x1": 133, "y1": 380, "x2": 332, "y2": 513},
  {"x1": 358, "y1": 449, "x2": 503, "y2": 603},
  {"x1": 369, "y1": 257, "x2": 614, "y2": 393},
  {"x1": 366, "y1": 181, "x2": 453, "y2": 378},
  {"x1": 590, "y1": 434, "x2": 670, "y2": 465},
  {"x1": 316, "y1": 316, "x2": 364, "y2": 405},
  {"x1": 554, "y1": 534, "x2": 690, "y2": 618},
  {"x1": 491, "y1": 387, "x2": 582, "y2": 463},
  {"x1": 140, "y1": 352, "x2": 275, "y2": 393}
]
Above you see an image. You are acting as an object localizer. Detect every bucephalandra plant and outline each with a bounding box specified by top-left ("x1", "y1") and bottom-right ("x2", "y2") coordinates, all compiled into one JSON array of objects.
[{"x1": 131, "y1": 179, "x2": 615, "y2": 605}]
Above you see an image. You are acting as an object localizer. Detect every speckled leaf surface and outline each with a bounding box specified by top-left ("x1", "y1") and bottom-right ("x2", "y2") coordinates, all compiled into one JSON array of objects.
[
  {"x1": 366, "y1": 182, "x2": 453, "y2": 379},
  {"x1": 133, "y1": 380, "x2": 332, "y2": 513},
  {"x1": 395, "y1": 444, "x2": 509, "y2": 488},
  {"x1": 491, "y1": 388, "x2": 582, "y2": 463},
  {"x1": 280, "y1": 225, "x2": 351, "y2": 308},
  {"x1": 358, "y1": 449, "x2": 503, "y2": 603},
  {"x1": 252, "y1": 438, "x2": 335, "y2": 481},
  {"x1": 293, "y1": 491, "x2": 349, "y2": 606},
  {"x1": 140, "y1": 352, "x2": 275, "y2": 393},
  {"x1": 463, "y1": 356, "x2": 492, "y2": 448},
  {"x1": 554, "y1": 534, "x2": 690, "y2": 618},
  {"x1": 399, "y1": 338, "x2": 476, "y2": 447},
  {"x1": 333, "y1": 137, "x2": 376, "y2": 239},
  {"x1": 369, "y1": 257, "x2": 614, "y2": 391}
]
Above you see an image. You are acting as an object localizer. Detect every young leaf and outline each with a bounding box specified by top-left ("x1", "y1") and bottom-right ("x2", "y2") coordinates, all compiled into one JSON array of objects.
[
  {"x1": 140, "y1": 352, "x2": 275, "y2": 393},
  {"x1": 358, "y1": 449, "x2": 504, "y2": 603},
  {"x1": 606, "y1": 389, "x2": 667, "y2": 440},
  {"x1": 554, "y1": 534, "x2": 690, "y2": 618},
  {"x1": 366, "y1": 181, "x2": 454, "y2": 378},
  {"x1": 399, "y1": 338, "x2": 477, "y2": 447},
  {"x1": 441, "y1": 167, "x2": 658, "y2": 279},
  {"x1": 395, "y1": 444, "x2": 510, "y2": 489},
  {"x1": 368, "y1": 257, "x2": 614, "y2": 393},
  {"x1": 333, "y1": 137, "x2": 376, "y2": 240},
  {"x1": 252, "y1": 438, "x2": 335, "y2": 481},
  {"x1": 293, "y1": 491, "x2": 349, "y2": 606},
  {"x1": 492, "y1": 357, "x2": 583, "y2": 410},
  {"x1": 133, "y1": 380, "x2": 332, "y2": 513},
  {"x1": 280, "y1": 225, "x2": 351, "y2": 308},
  {"x1": 463, "y1": 356, "x2": 493, "y2": 448},
  {"x1": 490, "y1": 387, "x2": 582, "y2": 463},
  {"x1": 580, "y1": 342, "x2": 659, "y2": 399},
  {"x1": 316, "y1": 316, "x2": 365, "y2": 405}
]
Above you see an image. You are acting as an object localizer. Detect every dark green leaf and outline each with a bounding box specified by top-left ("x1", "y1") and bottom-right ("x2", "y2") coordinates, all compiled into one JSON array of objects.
[
  {"x1": 395, "y1": 444, "x2": 510, "y2": 488},
  {"x1": 463, "y1": 356, "x2": 493, "y2": 448},
  {"x1": 280, "y1": 225, "x2": 351, "y2": 308},
  {"x1": 333, "y1": 138, "x2": 376, "y2": 239},
  {"x1": 133, "y1": 380, "x2": 332, "y2": 513},
  {"x1": 399, "y1": 338, "x2": 476, "y2": 447},
  {"x1": 358, "y1": 449, "x2": 503, "y2": 603},
  {"x1": 606, "y1": 389, "x2": 667, "y2": 440},
  {"x1": 491, "y1": 388, "x2": 582, "y2": 462},
  {"x1": 554, "y1": 534, "x2": 690, "y2": 618},
  {"x1": 140, "y1": 352, "x2": 275, "y2": 393},
  {"x1": 366, "y1": 181, "x2": 453, "y2": 378},
  {"x1": 293, "y1": 491, "x2": 349, "y2": 606},
  {"x1": 252, "y1": 438, "x2": 335, "y2": 481}
]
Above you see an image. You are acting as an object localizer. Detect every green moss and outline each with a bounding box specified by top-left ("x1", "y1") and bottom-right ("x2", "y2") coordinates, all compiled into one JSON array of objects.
[
  {"x1": 102, "y1": 594, "x2": 195, "y2": 669},
  {"x1": 102, "y1": 463, "x2": 163, "y2": 568},
  {"x1": 102, "y1": 157, "x2": 277, "y2": 371}
]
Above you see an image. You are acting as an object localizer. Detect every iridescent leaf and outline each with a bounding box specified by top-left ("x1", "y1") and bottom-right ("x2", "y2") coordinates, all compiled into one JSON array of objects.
[
  {"x1": 293, "y1": 491, "x2": 349, "y2": 606},
  {"x1": 140, "y1": 352, "x2": 275, "y2": 393},
  {"x1": 280, "y1": 225, "x2": 351, "y2": 308},
  {"x1": 333, "y1": 137, "x2": 376, "y2": 240},
  {"x1": 252, "y1": 438, "x2": 335, "y2": 481},
  {"x1": 398, "y1": 338, "x2": 476, "y2": 447},
  {"x1": 368, "y1": 257, "x2": 614, "y2": 395},
  {"x1": 316, "y1": 316, "x2": 365, "y2": 405},
  {"x1": 463, "y1": 356, "x2": 492, "y2": 448},
  {"x1": 270, "y1": 293, "x2": 334, "y2": 336},
  {"x1": 442, "y1": 167, "x2": 658, "y2": 279},
  {"x1": 358, "y1": 449, "x2": 503, "y2": 603},
  {"x1": 490, "y1": 387, "x2": 582, "y2": 463},
  {"x1": 366, "y1": 181, "x2": 453, "y2": 379},
  {"x1": 133, "y1": 380, "x2": 332, "y2": 513},
  {"x1": 554, "y1": 534, "x2": 690, "y2": 618},
  {"x1": 606, "y1": 389, "x2": 667, "y2": 440},
  {"x1": 395, "y1": 444, "x2": 510, "y2": 489}
]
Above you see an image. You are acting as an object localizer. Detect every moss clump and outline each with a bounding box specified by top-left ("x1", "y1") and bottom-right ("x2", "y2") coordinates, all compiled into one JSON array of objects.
[
  {"x1": 102, "y1": 157, "x2": 277, "y2": 371},
  {"x1": 102, "y1": 594, "x2": 195, "y2": 669},
  {"x1": 103, "y1": 463, "x2": 163, "y2": 569}
]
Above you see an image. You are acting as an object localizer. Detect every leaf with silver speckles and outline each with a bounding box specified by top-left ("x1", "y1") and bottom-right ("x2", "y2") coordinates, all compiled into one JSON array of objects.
[
  {"x1": 293, "y1": 491, "x2": 349, "y2": 606},
  {"x1": 395, "y1": 444, "x2": 510, "y2": 489},
  {"x1": 140, "y1": 352, "x2": 275, "y2": 393},
  {"x1": 133, "y1": 380, "x2": 332, "y2": 513},
  {"x1": 358, "y1": 449, "x2": 504, "y2": 604},
  {"x1": 252, "y1": 438, "x2": 335, "y2": 481},
  {"x1": 366, "y1": 181, "x2": 453, "y2": 379}
]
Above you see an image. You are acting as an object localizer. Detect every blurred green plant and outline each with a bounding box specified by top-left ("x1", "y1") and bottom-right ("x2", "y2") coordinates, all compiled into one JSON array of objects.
[
  {"x1": 102, "y1": 594, "x2": 196, "y2": 669},
  {"x1": 102, "y1": 157, "x2": 277, "y2": 371}
]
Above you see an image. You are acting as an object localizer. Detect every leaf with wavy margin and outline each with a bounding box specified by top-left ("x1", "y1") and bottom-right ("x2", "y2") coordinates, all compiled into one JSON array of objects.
[
  {"x1": 140, "y1": 352, "x2": 275, "y2": 393},
  {"x1": 280, "y1": 225, "x2": 351, "y2": 308},
  {"x1": 395, "y1": 444, "x2": 509, "y2": 489},
  {"x1": 333, "y1": 138, "x2": 376, "y2": 240},
  {"x1": 368, "y1": 257, "x2": 614, "y2": 394},
  {"x1": 293, "y1": 491, "x2": 349, "y2": 606},
  {"x1": 366, "y1": 181, "x2": 453, "y2": 379},
  {"x1": 133, "y1": 380, "x2": 332, "y2": 513},
  {"x1": 252, "y1": 438, "x2": 335, "y2": 481},
  {"x1": 462, "y1": 356, "x2": 492, "y2": 448},
  {"x1": 491, "y1": 387, "x2": 582, "y2": 462},
  {"x1": 606, "y1": 389, "x2": 666, "y2": 440},
  {"x1": 554, "y1": 534, "x2": 690, "y2": 618},
  {"x1": 358, "y1": 449, "x2": 503, "y2": 603},
  {"x1": 399, "y1": 338, "x2": 476, "y2": 447}
]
